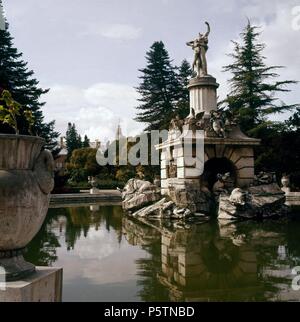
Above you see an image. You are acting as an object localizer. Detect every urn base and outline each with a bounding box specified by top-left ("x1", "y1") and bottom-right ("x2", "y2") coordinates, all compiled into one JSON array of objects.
[{"x1": 0, "y1": 250, "x2": 35, "y2": 282}]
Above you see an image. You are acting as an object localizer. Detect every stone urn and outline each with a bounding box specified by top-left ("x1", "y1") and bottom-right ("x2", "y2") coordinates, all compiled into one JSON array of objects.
[{"x1": 0, "y1": 134, "x2": 54, "y2": 281}]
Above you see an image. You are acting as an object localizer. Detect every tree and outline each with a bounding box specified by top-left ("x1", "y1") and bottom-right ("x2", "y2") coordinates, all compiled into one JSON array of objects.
[
  {"x1": 65, "y1": 123, "x2": 82, "y2": 157},
  {"x1": 222, "y1": 21, "x2": 298, "y2": 135},
  {"x1": 135, "y1": 41, "x2": 180, "y2": 131},
  {"x1": 82, "y1": 134, "x2": 90, "y2": 148},
  {"x1": 176, "y1": 59, "x2": 194, "y2": 119},
  {"x1": 67, "y1": 148, "x2": 101, "y2": 182},
  {"x1": 0, "y1": 16, "x2": 59, "y2": 150}
]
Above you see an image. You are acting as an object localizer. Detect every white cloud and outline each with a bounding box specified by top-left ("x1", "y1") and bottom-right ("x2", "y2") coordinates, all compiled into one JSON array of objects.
[
  {"x1": 43, "y1": 82, "x2": 143, "y2": 142},
  {"x1": 209, "y1": 0, "x2": 300, "y2": 118},
  {"x1": 81, "y1": 23, "x2": 142, "y2": 40}
]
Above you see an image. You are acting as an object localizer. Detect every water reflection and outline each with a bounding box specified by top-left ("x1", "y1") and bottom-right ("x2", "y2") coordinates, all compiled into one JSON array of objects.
[{"x1": 26, "y1": 205, "x2": 300, "y2": 302}]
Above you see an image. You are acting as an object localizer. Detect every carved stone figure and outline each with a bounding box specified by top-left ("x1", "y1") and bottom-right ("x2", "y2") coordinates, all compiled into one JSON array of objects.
[
  {"x1": 229, "y1": 188, "x2": 247, "y2": 205},
  {"x1": 169, "y1": 115, "x2": 184, "y2": 132},
  {"x1": 281, "y1": 175, "x2": 291, "y2": 194},
  {"x1": 185, "y1": 110, "x2": 205, "y2": 132},
  {"x1": 213, "y1": 172, "x2": 231, "y2": 195},
  {"x1": 210, "y1": 110, "x2": 226, "y2": 138},
  {"x1": 186, "y1": 22, "x2": 210, "y2": 77},
  {"x1": 253, "y1": 172, "x2": 276, "y2": 185}
]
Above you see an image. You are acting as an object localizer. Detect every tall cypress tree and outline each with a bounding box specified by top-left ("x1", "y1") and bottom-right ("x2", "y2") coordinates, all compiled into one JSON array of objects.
[
  {"x1": 82, "y1": 134, "x2": 90, "y2": 148},
  {"x1": 176, "y1": 59, "x2": 193, "y2": 119},
  {"x1": 135, "y1": 41, "x2": 180, "y2": 131},
  {"x1": 0, "y1": 8, "x2": 59, "y2": 150},
  {"x1": 65, "y1": 123, "x2": 82, "y2": 157},
  {"x1": 223, "y1": 21, "x2": 298, "y2": 135}
]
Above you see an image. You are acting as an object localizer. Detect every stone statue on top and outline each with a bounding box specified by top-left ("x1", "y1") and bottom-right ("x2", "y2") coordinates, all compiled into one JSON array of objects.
[{"x1": 186, "y1": 22, "x2": 210, "y2": 77}]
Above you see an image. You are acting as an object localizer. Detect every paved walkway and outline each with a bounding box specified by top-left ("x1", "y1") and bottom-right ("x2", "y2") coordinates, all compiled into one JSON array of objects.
[{"x1": 50, "y1": 190, "x2": 122, "y2": 206}]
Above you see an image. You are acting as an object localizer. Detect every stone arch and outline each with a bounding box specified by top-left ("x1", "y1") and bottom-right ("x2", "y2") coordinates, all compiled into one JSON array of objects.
[
  {"x1": 202, "y1": 157, "x2": 237, "y2": 191},
  {"x1": 204, "y1": 145, "x2": 255, "y2": 188}
]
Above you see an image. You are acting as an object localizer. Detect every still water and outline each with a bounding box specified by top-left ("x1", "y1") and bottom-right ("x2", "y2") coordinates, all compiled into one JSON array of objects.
[{"x1": 25, "y1": 204, "x2": 300, "y2": 302}]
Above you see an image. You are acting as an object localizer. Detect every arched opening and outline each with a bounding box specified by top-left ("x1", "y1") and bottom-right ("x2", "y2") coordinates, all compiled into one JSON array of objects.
[{"x1": 202, "y1": 157, "x2": 237, "y2": 191}]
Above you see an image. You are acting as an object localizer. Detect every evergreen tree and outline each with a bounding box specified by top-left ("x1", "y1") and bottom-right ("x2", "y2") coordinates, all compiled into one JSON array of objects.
[
  {"x1": 0, "y1": 10, "x2": 59, "y2": 150},
  {"x1": 176, "y1": 59, "x2": 193, "y2": 119},
  {"x1": 65, "y1": 123, "x2": 82, "y2": 156},
  {"x1": 82, "y1": 134, "x2": 90, "y2": 148},
  {"x1": 222, "y1": 21, "x2": 298, "y2": 135},
  {"x1": 135, "y1": 41, "x2": 180, "y2": 131}
]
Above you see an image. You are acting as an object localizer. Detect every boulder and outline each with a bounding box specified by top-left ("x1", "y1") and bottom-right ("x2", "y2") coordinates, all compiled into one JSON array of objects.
[
  {"x1": 218, "y1": 183, "x2": 289, "y2": 220},
  {"x1": 132, "y1": 198, "x2": 168, "y2": 218},
  {"x1": 122, "y1": 178, "x2": 160, "y2": 211},
  {"x1": 131, "y1": 198, "x2": 194, "y2": 220}
]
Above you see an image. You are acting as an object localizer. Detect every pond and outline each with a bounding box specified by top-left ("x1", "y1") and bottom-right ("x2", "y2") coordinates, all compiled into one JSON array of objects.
[{"x1": 25, "y1": 204, "x2": 300, "y2": 302}]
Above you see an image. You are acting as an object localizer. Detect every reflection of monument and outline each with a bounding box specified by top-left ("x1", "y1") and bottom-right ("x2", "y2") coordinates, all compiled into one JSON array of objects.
[
  {"x1": 156, "y1": 23, "x2": 260, "y2": 213},
  {"x1": 121, "y1": 215, "x2": 295, "y2": 301},
  {"x1": 158, "y1": 224, "x2": 259, "y2": 301}
]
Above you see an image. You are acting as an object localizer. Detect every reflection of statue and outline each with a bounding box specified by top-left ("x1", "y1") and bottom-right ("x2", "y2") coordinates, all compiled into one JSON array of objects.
[{"x1": 186, "y1": 22, "x2": 210, "y2": 77}]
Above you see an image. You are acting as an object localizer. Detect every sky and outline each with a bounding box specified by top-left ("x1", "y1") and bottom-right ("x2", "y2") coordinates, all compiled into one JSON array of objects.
[{"x1": 1, "y1": 0, "x2": 300, "y2": 141}]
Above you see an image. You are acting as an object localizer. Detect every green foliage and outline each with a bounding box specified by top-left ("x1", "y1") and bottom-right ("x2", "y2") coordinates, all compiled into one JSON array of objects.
[
  {"x1": 82, "y1": 134, "x2": 90, "y2": 148},
  {"x1": 67, "y1": 148, "x2": 101, "y2": 182},
  {"x1": 65, "y1": 123, "x2": 82, "y2": 157},
  {"x1": 115, "y1": 166, "x2": 136, "y2": 182},
  {"x1": 175, "y1": 59, "x2": 194, "y2": 119},
  {"x1": 135, "y1": 41, "x2": 181, "y2": 131},
  {"x1": 253, "y1": 120, "x2": 300, "y2": 188},
  {"x1": 0, "y1": 26, "x2": 59, "y2": 149},
  {"x1": 135, "y1": 43, "x2": 193, "y2": 131},
  {"x1": 0, "y1": 90, "x2": 34, "y2": 134},
  {"x1": 222, "y1": 21, "x2": 299, "y2": 134}
]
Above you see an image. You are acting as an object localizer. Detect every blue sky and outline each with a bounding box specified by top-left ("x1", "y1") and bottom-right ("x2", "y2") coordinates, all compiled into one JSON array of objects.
[{"x1": 2, "y1": 0, "x2": 300, "y2": 141}]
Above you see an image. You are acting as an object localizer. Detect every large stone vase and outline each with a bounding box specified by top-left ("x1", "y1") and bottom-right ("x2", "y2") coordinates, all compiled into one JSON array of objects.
[{"x1": 0, "y1": 134, "x2": 54, "y2": 281}]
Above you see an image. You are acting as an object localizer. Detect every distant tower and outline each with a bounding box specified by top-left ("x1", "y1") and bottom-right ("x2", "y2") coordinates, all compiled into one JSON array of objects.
[
  {"x1": 0, "y1": 0, "x2": 6, "y2": 31},
  {"x1": 115, "y1": 121, "x2": 124, "y2": 141}
]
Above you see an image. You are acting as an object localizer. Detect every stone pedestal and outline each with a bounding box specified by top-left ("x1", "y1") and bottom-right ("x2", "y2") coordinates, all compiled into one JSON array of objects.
[
  {"x1": 188, "y1": 75, "x2": 219, "y2": 117},
  {"x1": 0, "y1": 267, "x2": 63, "y2": 302},
  {"x1": 90, "y1": 187, "x2": 99, "y2": 194}
]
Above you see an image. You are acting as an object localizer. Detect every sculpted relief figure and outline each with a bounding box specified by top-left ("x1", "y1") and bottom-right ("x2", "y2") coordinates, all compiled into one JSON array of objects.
[{"x1": 186, "y1": 22, "x2": 210, "y2": 77}]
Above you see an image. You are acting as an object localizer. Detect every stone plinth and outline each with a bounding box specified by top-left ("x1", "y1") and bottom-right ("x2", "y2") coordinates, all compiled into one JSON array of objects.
[
  {"x1": 0, "y1": 267, "x2": 63, "y2": 302},
  {"x1": 188, "y1": 75, "x2": 219, "y2": 116}
]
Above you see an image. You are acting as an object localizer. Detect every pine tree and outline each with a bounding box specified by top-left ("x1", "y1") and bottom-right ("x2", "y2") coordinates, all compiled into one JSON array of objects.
[
  {"x1": 176, "y1": 59, "x2": 193, "y2": 119},
  {"x1": 223, "y1": 21, "x2": 298, "y2": 135},
  {"x1": 82, "y1": 134, "x2": 90, "y2": 148},
  {"x1": 65, "y1": 123, "x2": 82, "y2": 156},
  {"x1": 135, "y1": 41, "x2": 180, "y2": 131},
  {"x1": 0, "y1": 10, "x2": 59, "y2": 149}
]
